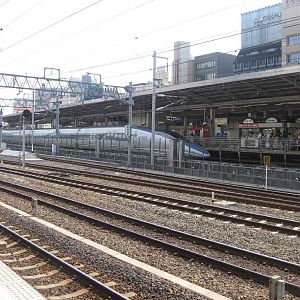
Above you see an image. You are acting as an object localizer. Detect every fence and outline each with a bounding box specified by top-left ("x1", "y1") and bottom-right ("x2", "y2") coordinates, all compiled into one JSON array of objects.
[
  {"x1": 187, "y1": 137, "x2": 300, "y2": 152},
  {"x1": 21, "y1": 145, "x2": 299, "y2": 192}
]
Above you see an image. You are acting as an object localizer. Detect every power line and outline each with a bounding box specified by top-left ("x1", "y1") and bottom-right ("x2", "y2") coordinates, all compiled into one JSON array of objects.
[
  {"x1": 65, "y1": 15, "x2": 300, "y2": 74},
  {"x1": 0, "y1": 0, "x2": 154, "y2": 68},
  {"x1": 0, "y1": 0, "x2": 11, "y2": 8},
  {"x1": 2, "y1": 0, "x2": 105, "y2": 51},
  {"x1": 102, "y1": 68, "x2": 152, "y2": 80},
  {"x1": 1, "y1": 0, "x2": 44, "y2": 29},
  {"x1": 0, "y1": 0, "x2": 248, "y2": 68},
  {"x1": 138, "y1": 0, "x2": 245, "y2": 39},
  {"x1": 65, "y1": 53, "x2": 153, "y2": 73},
  {"x1": 47, "y1": 0, "x2": 154, "y2": 49},
  {"x1": 57, "y1": 1, "x2": 245, "y2": 69},
  {"x1": 60, "y1": 0, "x2": 297, "y2": 70}
]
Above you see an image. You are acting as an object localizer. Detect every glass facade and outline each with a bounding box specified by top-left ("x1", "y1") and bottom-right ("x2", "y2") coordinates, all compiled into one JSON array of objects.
[
  {"x1": 234, "y1": 41, "x2": 282, "y2": 73},
  {"x1": 241, "y1": 3, "x2": 282, "y2": 49},
  {"x1": 196, "y1": 73, "x2": 216, "y2": 81},
  {"x1": 288, "y1": 52, "x2": 300, "y2": 63},
  {"x1": 196, "y1": 60, "x2": 216, "y2": 70},
  {"x1": 288, "y1": 34, "x2": 300, "y2": 46}
]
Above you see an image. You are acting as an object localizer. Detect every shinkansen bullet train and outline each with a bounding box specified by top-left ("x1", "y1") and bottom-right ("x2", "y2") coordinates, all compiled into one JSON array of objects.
[{"x1": 2, "y1": 126, "x2": 210, "y2": 159}]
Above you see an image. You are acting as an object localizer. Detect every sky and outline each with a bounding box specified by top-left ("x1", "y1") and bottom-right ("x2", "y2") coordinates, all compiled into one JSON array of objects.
[{"x1": 0, "y1": 0, "x2": 280, "y2": 113}]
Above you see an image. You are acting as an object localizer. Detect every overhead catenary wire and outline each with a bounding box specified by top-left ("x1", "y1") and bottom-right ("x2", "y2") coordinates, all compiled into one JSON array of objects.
[
  {"x1": 65, "y1": 15, "x2": 300, "y2": 75},
  {"x1": 1, "y1": 0, "x2": 299, "y2": 86},
  {"x1": 0, "y1": 0, "x2": 10, "y2": 8},
  {"x1": 1, "y1": 0, "x2": 105, "y2": 52},
  {"x1": 55, "y1": 0, "x2": 246, "y2": 69},
  {"x1": 1, "y1": 0, "x2": 44, "y2": 29},
  {"x1": 43, "y1": 0, "x2": 155, "y2": 50},
  {"x1": 0, "y1": 0, "x2": 253, "y2": 66},
  {"x1": 101, "y1": 39, "x2": 284, "y2": 83},
  {"x1": 0, "y1": 0, "x2": 292, "y2": 73},
  {"x1": 0, "y1": 0, "x2": 155, "y2": 69}
]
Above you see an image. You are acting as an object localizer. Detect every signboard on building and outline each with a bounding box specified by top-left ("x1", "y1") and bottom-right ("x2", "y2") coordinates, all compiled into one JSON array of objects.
[
  {"x1": 238, "y1": 123, "x2": 259, "y2": 128},
  {"x1": 242, "y1": 118, "x2": 254, "y2": 124},
  {"x1": 265, "y1": 117, "x2": 278, "y2": 123},
  {"x1": 241, "y1": 3, "x2": 282, "y2": 48},
  {"x1": 215, "y1": 118, "x2": 228, "y2": 125},
  {"x1": 238, "y1": 117, "x2": 258, "y2": 128},
  {"x1": 285, "y1": 0, "x2": 300, "y2": 6}
]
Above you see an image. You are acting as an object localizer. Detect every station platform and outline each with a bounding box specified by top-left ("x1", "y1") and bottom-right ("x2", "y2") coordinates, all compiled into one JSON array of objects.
[
  {"x1": 0, "y1": 260, "x2": 46, "y2": 300},
  {"x1": 0, "y1": 149, "x2": 41, "y2": 160}
]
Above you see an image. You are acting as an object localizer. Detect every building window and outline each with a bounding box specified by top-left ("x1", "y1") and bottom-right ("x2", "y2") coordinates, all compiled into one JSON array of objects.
[
  {"x1": 205, "y1": 73, "x2": 216, "y2": 80},
  {"x1": 262, "y1": 48, "x2": 277, "y2": 53},
  {"x1": 234, "y1": 62, "x2": 242, "y2": 70},
  {"x1": 196, "y1": 73, "x2": 215, "y2": 81},
  {"x1": 245, "y1": 51, "x2": 259, "y2": 56},
  {"x1": 258, "y1": 58, "x2": 266, "y2": 67},
  {"x1": 243, "y1": 61, "x2": 249, "y2": 68},
  {"x1": 196, "y1": 74, "x2": 206, "y2": 81},
  {"x1": 276, "y1": 56, "x2": 282, "y2": 65},
  {"x1": 288, "y1": 34, "x2": 300, "y2": 46},
  {"x1": 267, "y1": 57, "x2": 274, "y2": 65},
  {"x1": 196, "y1": 60, "x2": 216, "y2": 70},
  {"x1": 250, "y1": 60, "x2": 257, "y2": 68},
  {"x1": 288, "y1": 52, "x2": 300, "y2": 64}
]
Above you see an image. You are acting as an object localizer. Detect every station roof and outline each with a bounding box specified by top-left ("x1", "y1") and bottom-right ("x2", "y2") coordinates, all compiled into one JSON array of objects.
[{"x1": 3, "y1": 65, "x2": 300, "y2": 125}]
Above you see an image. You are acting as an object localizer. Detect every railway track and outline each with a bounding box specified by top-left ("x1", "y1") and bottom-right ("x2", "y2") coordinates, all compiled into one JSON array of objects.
[
  {"x1": 5, "y1": 157, "x2": 299, "y2": 211},
  {"x1": 0, "y1": 166, "x2": 299, "y2": 236},
  {"x1": 0, "y1": 222, "x2": 131, "y2": 300},
  {"x1": 37, "y1": 154, "x2": 300, "y2": 203},
  {"x1": 0, "y1": 181, "x2": 299, "y2": 297}
]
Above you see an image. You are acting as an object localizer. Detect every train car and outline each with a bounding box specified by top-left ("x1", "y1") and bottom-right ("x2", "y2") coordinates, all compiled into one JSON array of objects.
[{"x1": 2, "y1": 126, "x2": 210, "y2": 159}]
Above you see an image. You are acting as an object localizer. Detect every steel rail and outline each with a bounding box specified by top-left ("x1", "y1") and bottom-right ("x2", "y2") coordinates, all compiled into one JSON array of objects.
[
  {"x1": 0, "y1": 182, "x2": 299, "y2": 272},
  {"x1": 0, "y1": 223, "x2": 130, "y2": 300},
  {"x1": 4, "y1": 160, "x2": 300, "y2": 208},
  {"x1": 37, "y1": 154, "x2": 300, "y2": 201},
  {"x1": 0, "y1": 168, "x2": 299, "y2": 235},
  {"x1": 0, "y1": 183, "x2": 299, "y2": 296}
]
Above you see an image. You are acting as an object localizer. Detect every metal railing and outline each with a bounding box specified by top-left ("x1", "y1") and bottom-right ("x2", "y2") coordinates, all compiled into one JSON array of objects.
[
  {"x1": 15, "y1": 145, "x2": 298, "y2": 192},
  {"x1": 187, "y1": 137, "x2": 300, "y2": 152}
]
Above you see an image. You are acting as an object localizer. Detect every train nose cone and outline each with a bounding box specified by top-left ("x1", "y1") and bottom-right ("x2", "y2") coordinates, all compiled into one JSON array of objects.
[{"x1": 203, "y1": 150, "x2": 210, "y2": 158}]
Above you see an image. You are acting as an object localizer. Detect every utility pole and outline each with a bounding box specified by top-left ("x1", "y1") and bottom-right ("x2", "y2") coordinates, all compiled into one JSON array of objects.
[
  {"x1": 31, "y1": 91, "x2": 35, "y2": 152},
  {"x1": 54, "y1": 95, "x2": 61, "y2": 155},
  {"x1": 151, "y1": 51, "x2": 157, "y2": 166},
  {"x1": 151, "y1": 51, "x2": 168, "y2": 167},
  {"x1": 22, "y1": 115, "x2": 25, "y2": 169},
  {"x1": 55, "y1": 96, "x2": 60, "y2": 136},
  {"x1": 0, "y1": 107, "x2": 2, "y2": 150},
  {"x1": 127, "y1": 82, "x2": 133, "y2": 168}
]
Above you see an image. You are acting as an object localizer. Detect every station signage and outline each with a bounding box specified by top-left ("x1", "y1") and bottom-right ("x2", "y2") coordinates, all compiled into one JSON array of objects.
[
  {"x1": 238, "y1": 118, "x2": 258, "y2": 128},
  {"x1": 238, "y1": 123, "x2": 259, "y2": 128},
  {"x1": 263, "y1": 155, "x2": 271, "y2": 166},
  {"x1": 265, "y1": 117, "x2": 278, "y2": 123},
  {"x1": 215, "y1": 118, "x2": 228, "y2": 125}
]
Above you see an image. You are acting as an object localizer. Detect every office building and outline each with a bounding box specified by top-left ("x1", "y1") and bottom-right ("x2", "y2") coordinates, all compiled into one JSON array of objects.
[
  {"x1": 194, "y1": 52, "x2": 235, "y2": 81},
  {"x1": 172, "y1": 41, "x2": 193, "y2": 85},
  {"x1": 282, "y1": 0, "x2": 300, "y2": 66},
  {"x1": 234, "y1": 3, "x2": 283, "y2": 73}
]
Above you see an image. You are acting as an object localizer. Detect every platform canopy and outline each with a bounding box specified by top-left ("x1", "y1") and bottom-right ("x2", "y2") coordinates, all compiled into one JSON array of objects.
[{"x1": 3, "y1": 66, "x2": 300, "y2": 126}]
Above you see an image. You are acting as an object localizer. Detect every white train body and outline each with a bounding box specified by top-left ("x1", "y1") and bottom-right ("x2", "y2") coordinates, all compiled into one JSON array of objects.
[{"x1": 2, "y1": 126, "x2": 210, "y2": 159}]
